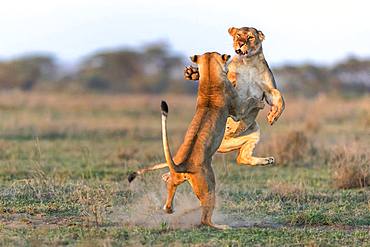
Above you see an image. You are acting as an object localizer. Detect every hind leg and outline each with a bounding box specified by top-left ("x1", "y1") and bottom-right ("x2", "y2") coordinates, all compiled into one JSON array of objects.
[
  {"x1": 189, "y1": 167, "x2": 229, "y2": 230},
  {"x1": 236, "y1": 126, "x2": 274, "y2": 166},
  {"x1": 163, "y1": 182, "x2": 176, "y2": 214},
  {"x1": 163, "y1": 173, "x2": 187, "y2": 214}
]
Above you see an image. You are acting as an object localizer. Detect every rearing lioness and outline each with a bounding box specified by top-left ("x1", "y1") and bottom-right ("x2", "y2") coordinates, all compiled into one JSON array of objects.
[{"x1": 160, "y1": 52, "x2": 238, "y2": 229}]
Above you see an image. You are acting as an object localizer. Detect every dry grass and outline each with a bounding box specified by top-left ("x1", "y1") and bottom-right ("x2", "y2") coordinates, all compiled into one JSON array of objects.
[
  {"x1": 0, "y1": 91, "x2": 369, "y2": 245},
  {"x1": 257, "y1": 130, "x2": 318, "y2": 166},
  {"x1": 330, "y1": 146, "x2": 370, "y2": 189},
  {"x1": 270, "y1": 94, "x2": 370, "y2": 128},
  {"x1": 72, "y1": 182, "x2": 114, "y2": 226},
  {"x1": 256, "y1": 94, "x2": 370, "y2": 166}
]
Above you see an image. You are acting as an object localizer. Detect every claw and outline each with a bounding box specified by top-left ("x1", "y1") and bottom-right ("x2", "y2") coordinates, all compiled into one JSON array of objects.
[
  {"x1": 268, "y1": 105, "x2": 281, "y2": 125},
  {"x1": 161, "y1": 172, "x2": 171, "y2": 183},
  {"x1": 163, "y1": 205, "x2": 174, "y2": 214},
  {"x1": 268, "y1": 157, "x2": 275, "y2": 164},
  {"x1": 184, "y1": 66, "x2": 199, "y2": 81}
]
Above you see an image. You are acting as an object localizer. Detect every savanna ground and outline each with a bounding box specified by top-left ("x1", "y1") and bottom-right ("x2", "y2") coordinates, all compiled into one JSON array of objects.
[{"x1": 0, "y1": 91, "x2": 369, "y2": 246}]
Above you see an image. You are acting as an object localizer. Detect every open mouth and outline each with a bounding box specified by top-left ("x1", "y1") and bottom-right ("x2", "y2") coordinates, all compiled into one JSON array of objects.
[{"x1": 235, "y1": 49, "x2": 248, "y2": 56}]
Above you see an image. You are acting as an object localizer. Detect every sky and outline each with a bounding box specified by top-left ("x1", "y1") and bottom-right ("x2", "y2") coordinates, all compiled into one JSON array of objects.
[{"x1": 0, "y1": 0, "x2": 369, "y2": 66}]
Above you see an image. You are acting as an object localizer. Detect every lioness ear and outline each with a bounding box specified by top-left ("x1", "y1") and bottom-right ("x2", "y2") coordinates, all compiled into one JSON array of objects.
[
  {"x1": 257, "y1": 30, "x2": 265, "y2": 41},
  {"x1": 190, "y1": 55, "x2": 198, "y2": 63},
  {"x1": 221, "y1": 54, "x2": 231, "y2": 62},
  {"x1": 228, "y1": 27, "x2": 238, "y2": 37}
]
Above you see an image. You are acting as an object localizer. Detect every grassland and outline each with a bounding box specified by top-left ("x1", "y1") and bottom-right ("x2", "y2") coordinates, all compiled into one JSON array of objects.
[{"x1": 0, "y1": 91, "x2": 369, "y2": 246}]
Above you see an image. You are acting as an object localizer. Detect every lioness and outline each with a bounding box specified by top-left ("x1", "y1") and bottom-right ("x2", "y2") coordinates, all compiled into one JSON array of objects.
[
  {"x1": 127, "y1": 27, "x2": 285, "y2": 183},
  {"x1": 185, "y1": 26, "x2": 285, "y2": 165},
  {"x1": 159, "y1": 52, "x2": 237, "y2": 229}
]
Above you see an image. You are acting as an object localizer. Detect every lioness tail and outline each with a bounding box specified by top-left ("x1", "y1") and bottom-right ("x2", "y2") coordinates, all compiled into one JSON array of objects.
[
  {"x1": 161, "y1": 101, "x2": 188, "y2": 173},
  {"x1": 127, "y1": 162, "x2": 168, "y2": 183}
]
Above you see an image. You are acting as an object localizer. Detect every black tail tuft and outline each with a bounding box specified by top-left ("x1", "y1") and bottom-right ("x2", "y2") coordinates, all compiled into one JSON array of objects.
[
  {"x1": 128, "y1": 172, "x2": 137, "y2": 183},
  {"x1": 161, "y1": 100, "x2": 169, "y2": 114}
]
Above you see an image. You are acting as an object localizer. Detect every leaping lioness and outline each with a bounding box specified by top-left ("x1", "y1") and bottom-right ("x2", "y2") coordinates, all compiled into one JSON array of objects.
[
  {"x1": 159, "y1": 52, "x2": 239, "y2": 229},
  {"x1": 185, "y1": 27, "x2": 285, "y2": 165}
]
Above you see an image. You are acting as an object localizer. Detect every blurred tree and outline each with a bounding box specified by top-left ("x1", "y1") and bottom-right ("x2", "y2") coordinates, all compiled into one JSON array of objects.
[
  {"x1": 0, "y1": 55, "x2": 56, "y2": 90},
  {"x1": 77, "y1": 42, "x2": 194, "y2": 93},
  {"x1": 79, "y1": 50, "x2": 142, "y2": 91},
  {"x1": 273, "y1": 57, "x2": 370, "y2": 96},
  {"x1": 0, "y1": 44, "x2": 368, "y2": 96}
]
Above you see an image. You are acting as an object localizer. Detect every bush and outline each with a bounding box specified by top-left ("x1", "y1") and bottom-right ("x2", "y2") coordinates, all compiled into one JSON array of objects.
[
  {"x1": 330, "y1": 146, "x2": 370, "y2": 189},
  {"x1": 258, "y1": 130, "x2": 318, "y2": 166}
]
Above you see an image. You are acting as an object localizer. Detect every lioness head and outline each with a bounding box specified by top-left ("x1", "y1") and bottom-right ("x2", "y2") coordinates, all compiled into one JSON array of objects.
[
  {"x1": 228, "y1": 27, "x2": 265, "y2": 57},
  {"x1": 190, "y1": 52, "x2": 230, "y2": 77}
]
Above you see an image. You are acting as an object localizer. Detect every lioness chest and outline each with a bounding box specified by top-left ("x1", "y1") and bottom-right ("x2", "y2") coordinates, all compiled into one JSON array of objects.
[{"x1": 228, "y1": 61, "x2": 265, "y2": 102}]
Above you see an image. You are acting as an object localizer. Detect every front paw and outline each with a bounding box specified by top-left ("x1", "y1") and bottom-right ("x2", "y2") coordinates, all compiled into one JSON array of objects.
[
  {"x1": 267, "y1": 104, "x2": 283, "y2": 125},
  {"x1": 184, "y1": 66, "x2": 199, "y2": 80}
]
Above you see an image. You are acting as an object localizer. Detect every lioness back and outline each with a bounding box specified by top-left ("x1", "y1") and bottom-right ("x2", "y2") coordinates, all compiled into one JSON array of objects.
[{"x1": 173, "y1": 52, "x2": 232, "y2": 166}]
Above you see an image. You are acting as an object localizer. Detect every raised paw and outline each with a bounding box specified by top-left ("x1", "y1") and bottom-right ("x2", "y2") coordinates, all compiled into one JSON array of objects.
[
  {"x1": 184, "y1": 66, "x2": 199, "y2": 81},
  {"x1": 161, "y1": 172, "x2": 171, "y2": 183},
  {"x1": 237, "y1": 156, "x2": 275, "y2": 166},
  {"x1": 259, "y1": 157, "x2": 275, "y2": 166},
  {"x1": 266, "y1": 157, "x2": 275, "y2": 165},
  {"x1": 267, "y1": 101, "x2": 284, "y2": 125},
  {"x1": 267, "y1": 106, "x2": 278, "y2": 125}
]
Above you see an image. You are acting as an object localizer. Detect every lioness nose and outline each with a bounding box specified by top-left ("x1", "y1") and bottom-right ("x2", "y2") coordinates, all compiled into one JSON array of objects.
[{"x1": 235, "y1": 49, "x2": 242, "y2": 54}]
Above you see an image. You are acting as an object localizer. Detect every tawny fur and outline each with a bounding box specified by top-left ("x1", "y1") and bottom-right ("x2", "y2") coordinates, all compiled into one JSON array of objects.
[{"x1": 160, "y1": 52, "x2": 237, "y2": 229}]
